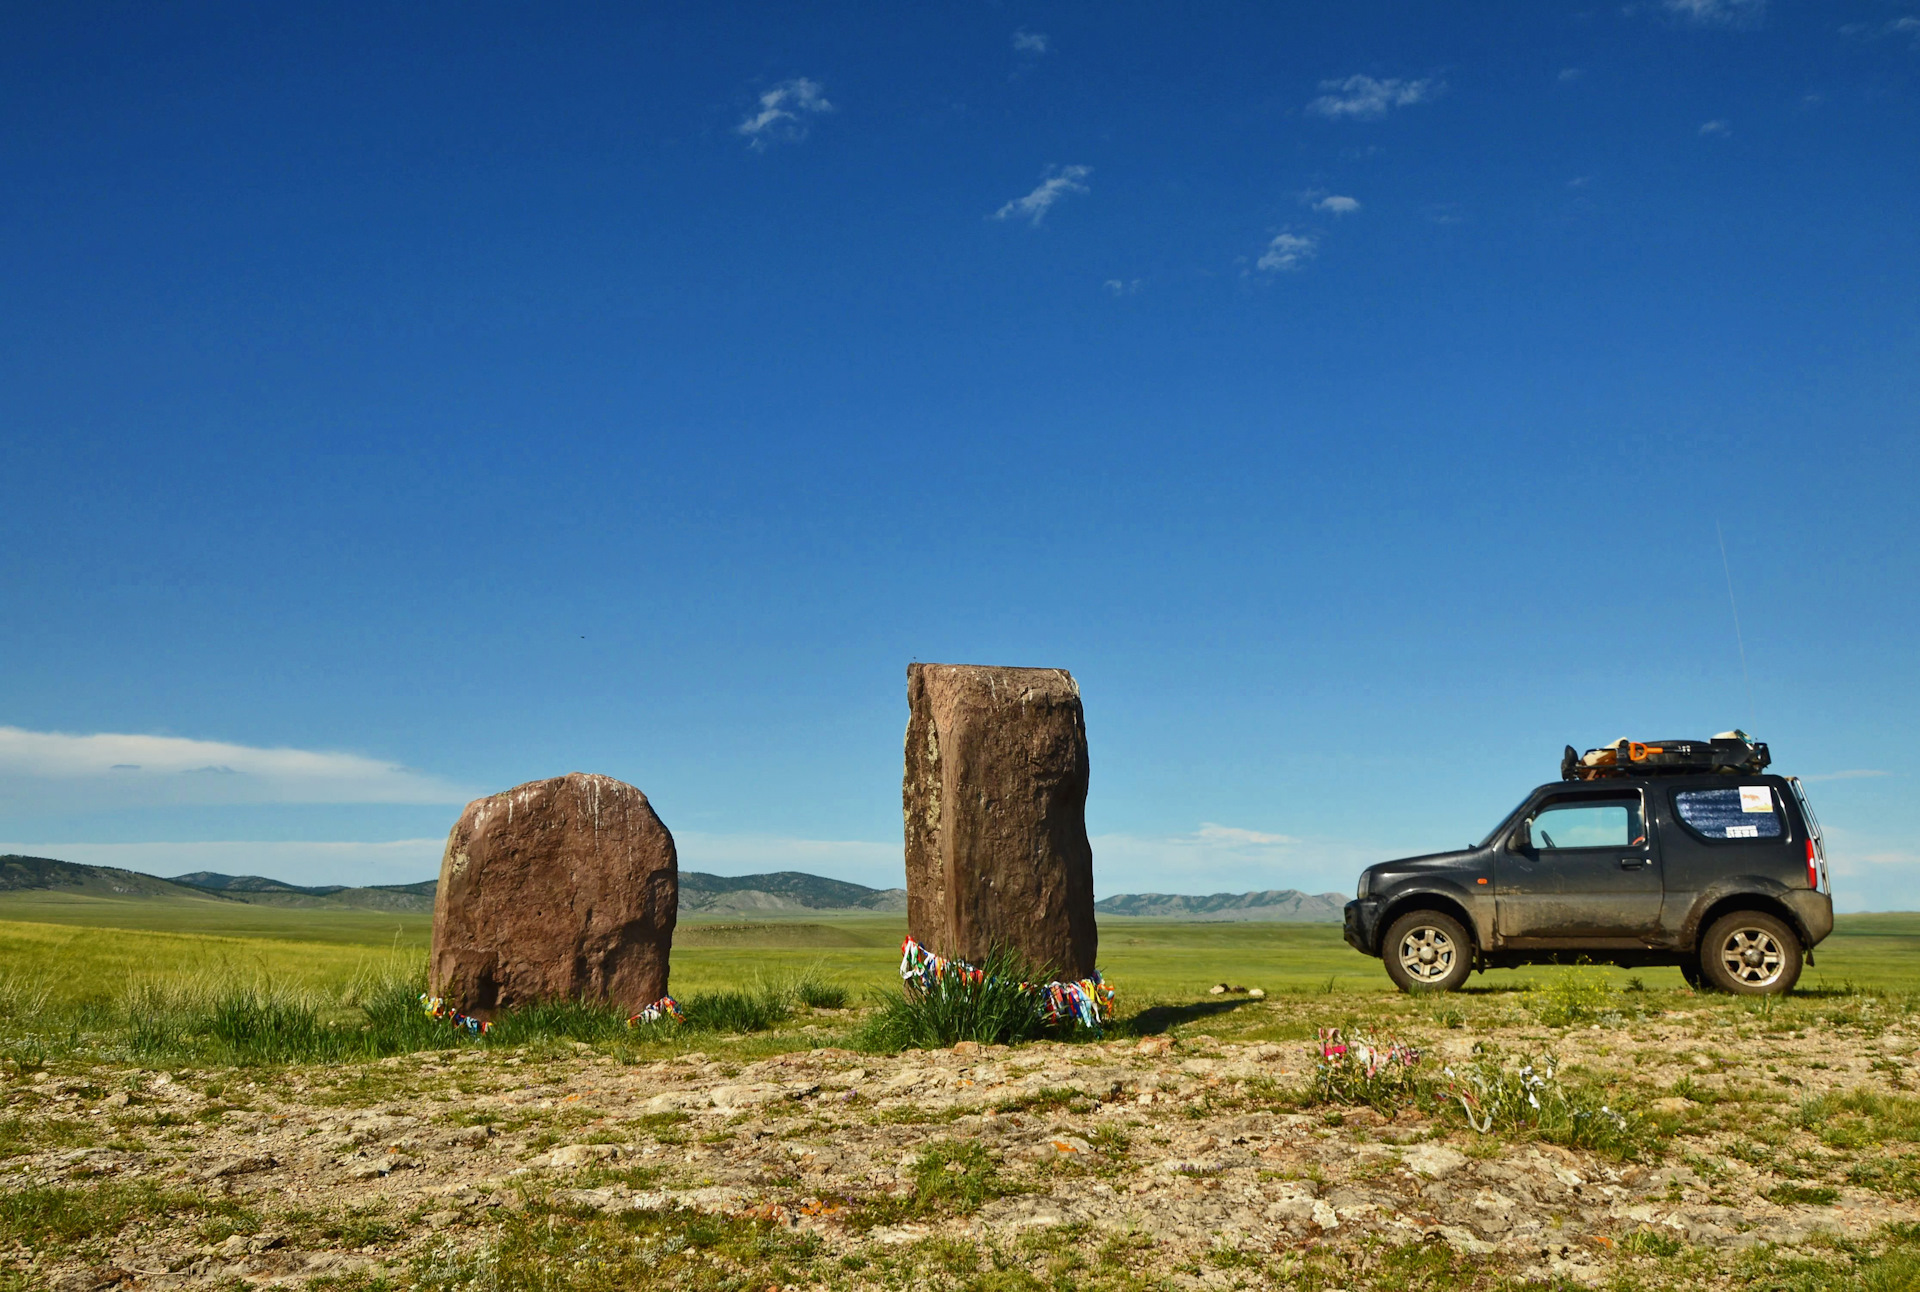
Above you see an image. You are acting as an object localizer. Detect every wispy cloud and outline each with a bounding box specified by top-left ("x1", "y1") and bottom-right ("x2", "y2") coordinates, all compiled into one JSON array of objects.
[
  {"x1": 992, "y1": 165, "x2": 1092, "y2": 226},
  {"x1": 1311, "y1": 194, "x2": 1361, "y2": 215},
  {"x1": 1104, "y1": 278, "x2": 1142, "y2": 297},
  {"x1": 1664, "y1": 0, "x2": 1765, "y2": 27},
  {"x1": 1306, "y1": 75, "x2": 1438, "y2": 120},
  {"x1": 1699, "y1": 118, "x2": 1731, "y2": 136},
  {"x1": 736, "y1": 77, "x2": 833, "y2": 150},
  {"x1": 1800, "y1": 769, "x2": 1890, "y2": 782},
  {"x1": 675, "y1": 831, "x2": 904, "y2": 891},
  {"x1": 1256, "y1": 232, "x2": 1317, "y2": 272},
  {"x1": 1558, "y1": 67, "x2": 1585, "y2": 83},
  {"x1": 1088, "y1": 825, "x2": 1376, "y2": 898},
  {"x1": 1012, "y1": 29, "x2": 1049, "y2": 55},
  {"x1": 0, "y1": 726, "x2": 468, "y2": 808}
]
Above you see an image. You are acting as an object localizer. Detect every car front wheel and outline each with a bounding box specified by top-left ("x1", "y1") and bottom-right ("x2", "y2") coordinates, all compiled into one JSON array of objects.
[
  {"x1": 1699, "y1": 911, "x2": 1803, "y2": 995},
  {"x1": 1381, "y1": 910, "x2": 1474, "y2": 993}
]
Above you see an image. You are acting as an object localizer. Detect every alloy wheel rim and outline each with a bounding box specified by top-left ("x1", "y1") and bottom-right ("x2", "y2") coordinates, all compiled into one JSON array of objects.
[
  {"x1": 1720, "y1": 927, "x2": 1785, "y2": 987},
  {"x1": 1397, "y1": 927, "x2": 1455, "y2": 981}
]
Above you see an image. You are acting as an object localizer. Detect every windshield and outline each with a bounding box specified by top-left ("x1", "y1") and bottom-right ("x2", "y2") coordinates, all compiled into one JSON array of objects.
[{"x1": 1476, "y1": 795, "x2": 1534, "y2": 849}]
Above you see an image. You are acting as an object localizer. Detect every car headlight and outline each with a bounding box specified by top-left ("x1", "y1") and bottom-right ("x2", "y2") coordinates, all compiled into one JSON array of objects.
[{"x1": 1356, "y1": 872, "x2": 1371, "y2": 900}]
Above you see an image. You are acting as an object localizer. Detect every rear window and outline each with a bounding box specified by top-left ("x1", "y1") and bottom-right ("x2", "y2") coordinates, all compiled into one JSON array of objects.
[{"x1": 1672, "y1": 786, "x2": 1784, "y2": 841}]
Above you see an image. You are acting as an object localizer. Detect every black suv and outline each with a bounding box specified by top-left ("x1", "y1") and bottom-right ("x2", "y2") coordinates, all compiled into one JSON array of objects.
[{"x1": 1343, "y1": 738, "x2": 1833, "y2": 995}]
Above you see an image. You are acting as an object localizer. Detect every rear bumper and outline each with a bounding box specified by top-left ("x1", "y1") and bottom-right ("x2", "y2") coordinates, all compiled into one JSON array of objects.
[
  {"x1": 1343, "y1": 899, "x2": 1382, "y2": 956},
  {"x1": 1785, "y1": 889, "x2": 1835, "y2": 948}
]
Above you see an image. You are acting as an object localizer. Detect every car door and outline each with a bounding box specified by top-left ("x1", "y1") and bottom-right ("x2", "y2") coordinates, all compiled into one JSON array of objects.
[{"x1": 1494, "y1": 790, "x2": 1663, "y2": 942}]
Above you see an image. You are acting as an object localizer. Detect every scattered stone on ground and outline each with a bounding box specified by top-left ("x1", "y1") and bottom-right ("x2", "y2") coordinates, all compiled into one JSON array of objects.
[{"x1": 7, "y1": 1001, "x2": 1917, "y2": 1290}]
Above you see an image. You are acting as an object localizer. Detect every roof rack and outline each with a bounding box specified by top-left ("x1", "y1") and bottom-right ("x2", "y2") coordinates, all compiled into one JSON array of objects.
[{"x1": 1561, "y1": 732, "x2": 1770, "y2": 781}]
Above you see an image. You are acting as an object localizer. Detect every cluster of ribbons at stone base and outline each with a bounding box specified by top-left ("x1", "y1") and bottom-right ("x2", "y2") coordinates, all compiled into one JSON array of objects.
[
  {"x1": 420, "y1": 993, "x2": 491, "y2": 1035},
  {"x1": 626, "y1": 996, "x2": 684, "y2": 1027},
  {"x1": 897, "y1": 935, "x2": 1115, "y2": 1029}
]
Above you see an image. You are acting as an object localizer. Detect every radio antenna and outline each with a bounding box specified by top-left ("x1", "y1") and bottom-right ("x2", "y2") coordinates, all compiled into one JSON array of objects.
[{"x1": 1716, "y1": 519, "x2": 1756, "y2": 730}]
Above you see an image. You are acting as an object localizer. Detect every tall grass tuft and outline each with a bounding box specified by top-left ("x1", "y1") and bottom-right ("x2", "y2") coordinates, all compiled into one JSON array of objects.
[
  {"x1": 679, "y1": 976, "x2": 794, "y2": 1033},
  {"x1": 856, "y1": 947, "x2": 1055, "y2": 1051},
  {"x1": 125, "y1": 980, "x2": 357, "y2": 1066}
]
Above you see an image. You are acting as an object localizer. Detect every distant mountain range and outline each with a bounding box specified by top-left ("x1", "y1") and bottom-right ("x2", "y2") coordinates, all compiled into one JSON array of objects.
[
  {"x1": 0, "y1": 855, "x2": 439, "y2": 911},
  {"x1": 0, "y1": 854, "x2": 1342, "y2": 922},
  {"x1": 1093, "y1": 889, "x2": 1348, "y2": 922}
]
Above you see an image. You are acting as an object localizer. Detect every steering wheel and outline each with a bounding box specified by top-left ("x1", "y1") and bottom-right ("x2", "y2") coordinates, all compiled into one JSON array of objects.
[{"x1": 1540, "y1": 830, "x2": 1557, "y2": 848}]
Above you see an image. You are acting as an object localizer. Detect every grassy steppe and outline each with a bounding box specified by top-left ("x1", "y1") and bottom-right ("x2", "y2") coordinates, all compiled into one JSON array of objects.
[{"x1": 2, "y1": 889, "x2": 1915, "y2": 1004}]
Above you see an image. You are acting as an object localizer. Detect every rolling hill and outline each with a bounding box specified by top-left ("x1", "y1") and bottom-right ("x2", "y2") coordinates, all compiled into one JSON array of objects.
[
  {"x1": 1092, "y1": 889, "x2": 1348, "y2": 922},
  {"x1": 172, "y1": 872, "x2": 439, "y2": 912},
  {"x1": 2, "y1": 855, "x2": 1342, "y2": 921}
]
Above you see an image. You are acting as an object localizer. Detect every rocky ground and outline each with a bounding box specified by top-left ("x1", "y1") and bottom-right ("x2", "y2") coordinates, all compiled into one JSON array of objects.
[{"x1": 6, "y1": 989, "x2": 1919, "y2": 1291}]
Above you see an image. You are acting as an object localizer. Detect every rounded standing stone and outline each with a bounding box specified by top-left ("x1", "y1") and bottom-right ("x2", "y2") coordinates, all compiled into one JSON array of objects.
[{"x1": 429, "y1": 772, "x2": 677, "y2": 1015}]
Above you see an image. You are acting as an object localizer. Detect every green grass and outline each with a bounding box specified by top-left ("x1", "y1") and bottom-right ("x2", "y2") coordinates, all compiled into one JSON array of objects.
[{"x1": 5, "y1": 898, "x2": 1918, "y2": 1006}]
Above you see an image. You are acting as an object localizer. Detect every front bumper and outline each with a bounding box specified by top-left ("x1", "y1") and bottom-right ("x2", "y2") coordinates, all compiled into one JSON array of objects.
[{"x1": 1344, "y1": 898, "x2": 1382, "y2": 957}]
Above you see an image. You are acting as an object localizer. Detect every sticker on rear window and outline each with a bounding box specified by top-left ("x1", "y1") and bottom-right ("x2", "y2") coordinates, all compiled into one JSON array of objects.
[{"x1": 1739, "y1": 786, "x2": 1773, "y2": 813}]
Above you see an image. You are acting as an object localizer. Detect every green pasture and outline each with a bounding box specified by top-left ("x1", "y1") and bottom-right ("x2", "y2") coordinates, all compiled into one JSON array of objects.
[{"x1": 1, "y1": 889, "x2": 1915, "y2": 1006}]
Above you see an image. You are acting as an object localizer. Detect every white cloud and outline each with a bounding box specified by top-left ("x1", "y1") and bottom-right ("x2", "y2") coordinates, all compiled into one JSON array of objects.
[
  {"x1": 1104, "y1": 278, "x2": 1142, "y2": 297},
  {"x1": 736, "y1": 77, "x2": 833, "y2": 149},
  {"x1": 1256, "y1": 232, "x2": 1317, "y2": 272},
  {"x1": 0, "y1": 839, "x2": 447, "y2": 889},
  {"x1": 992, "y1": 165, "x2": 1092, "y2": 226},
  {"x1": 1306, "y1": 75, "x2": 1438, "y2": 120},
  {"x1": 1312, "y1": 194, "x2": 1361, "y2": 215},
  {"x1": 1558, "y1": 68, "x2": 1584, "y2": 83},
  {"x1": 1699, "y1": 119, "x2": 1731, "y2": 136},
  {"x1": 1195, "y1": 823, "x2": 1299, "y2": 847},
  {"x1": 1663, "y1": 0, "x2": 1765, "y2": 27},
  {"x1": 0, "y1": 726, "x2": 468, "y2": 808},
  {"x1": 1012, "y1": 29, "x2": 1049, "y2": 55},
  {"x1": 1801, "y1": 769, "x2": 1890, "y2": 782}
]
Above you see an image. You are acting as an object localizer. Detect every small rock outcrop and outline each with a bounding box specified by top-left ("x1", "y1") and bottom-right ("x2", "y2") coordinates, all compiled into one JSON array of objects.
[
  {"x1": 903, "y1": 663, "x2": 1097, "y2": 980},
  {"x1": 429, "y1": 773, "x2": 677, "y2": 1015}
]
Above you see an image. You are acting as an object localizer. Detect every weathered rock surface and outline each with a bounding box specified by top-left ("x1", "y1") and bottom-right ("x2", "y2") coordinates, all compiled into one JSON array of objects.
[
  {"x1": 429, "y1": 773, "x2": 677, "y2": 1014},
  {"x1": 903, "y1": 663, "x2": 1096, "y2": 979}
]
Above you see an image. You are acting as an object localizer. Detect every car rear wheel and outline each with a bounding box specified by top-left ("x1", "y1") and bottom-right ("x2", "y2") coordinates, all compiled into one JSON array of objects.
[
  {"x1": 1699, "y1": 911, "x2": 1803, "y2": 995},
  {"x1": 1382, "y1": 910, "x2": 1473, "y2": 993}
]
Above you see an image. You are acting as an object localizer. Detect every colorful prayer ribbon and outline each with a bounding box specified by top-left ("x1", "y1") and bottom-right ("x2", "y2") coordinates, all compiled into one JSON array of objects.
[
  {"x1": 897, "y1": 936, "x2": 1115, "y2": 1029},
  {"x1": 420, "y1": 993, "x2": 491, "y2": 1035},
  {"x1": 627, "y1": 996, "x2": 685, "y2": 1027}
]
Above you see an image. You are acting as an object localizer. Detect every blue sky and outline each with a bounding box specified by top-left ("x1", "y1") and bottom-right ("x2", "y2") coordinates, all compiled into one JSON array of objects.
[{"x1": 2, "y1": 2, "x2": 1916, "y2": 908}]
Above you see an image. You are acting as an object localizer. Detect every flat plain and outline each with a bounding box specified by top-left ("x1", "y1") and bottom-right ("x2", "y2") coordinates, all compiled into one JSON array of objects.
[{"x1": 3, "y1": 894, "x2": 1918, "y2": 1291}]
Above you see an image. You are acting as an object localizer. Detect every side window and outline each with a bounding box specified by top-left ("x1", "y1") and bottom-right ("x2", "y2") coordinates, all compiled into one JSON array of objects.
[
  {"x1": 1530, "y1": 799, "x2": 1643, "y2": 850},
  {"x1": 1672, "y1": 786, "x2": 1784, "y2": 841}
]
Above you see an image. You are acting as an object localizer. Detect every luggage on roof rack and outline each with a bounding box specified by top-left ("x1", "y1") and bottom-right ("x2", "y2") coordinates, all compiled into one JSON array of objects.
[{"x1": 1561, "y1": 731, "x2": 1770, "y2": 781}]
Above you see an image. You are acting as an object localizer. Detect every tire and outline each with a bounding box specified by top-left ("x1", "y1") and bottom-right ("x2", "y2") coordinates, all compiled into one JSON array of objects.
[
  {"x1": 1381, "y1": 910, "x2": 1474, "y2": 994},
  {"x1": 1699, "y1": 910, "x2": 1803, "y2": 996}
]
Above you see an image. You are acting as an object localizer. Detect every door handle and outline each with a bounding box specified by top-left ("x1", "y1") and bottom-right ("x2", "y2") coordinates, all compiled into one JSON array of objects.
[{"x1": 1619, "y1": 857, "x2": 1647, "y2": 869}]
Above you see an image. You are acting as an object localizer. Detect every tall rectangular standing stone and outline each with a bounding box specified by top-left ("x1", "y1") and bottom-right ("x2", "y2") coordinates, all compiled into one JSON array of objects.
[{"x1": 903, "y1": 663, "x2": 1097, "y2": 980}]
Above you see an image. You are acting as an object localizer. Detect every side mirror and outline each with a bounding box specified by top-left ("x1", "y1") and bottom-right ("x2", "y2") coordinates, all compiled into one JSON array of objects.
[{"x1": 1509, "y1": 821, "x2": 1532, "y2": 852}]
